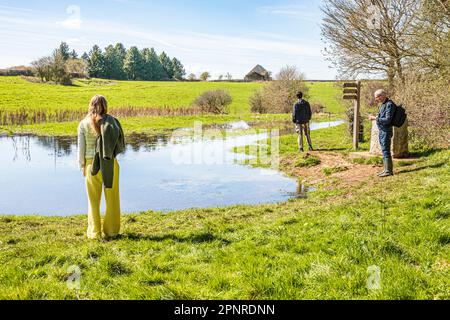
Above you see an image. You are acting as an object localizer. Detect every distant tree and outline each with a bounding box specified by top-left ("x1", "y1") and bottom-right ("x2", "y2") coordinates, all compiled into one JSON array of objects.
[
  {"x1": 226, "y1": 72, "x2": 232, "y2": 80},
  {"x1": 31, "y1": 56, "x2": 53, "y2": 82},
  {"x1": 81, "y1": 52, "x2": 89, "y2": 61},
  {"x1": 57, "y1": 42, "x2": 71, "y2": 61},
  {"x1": 140, "y1": 48, "x2": 153, "y2": 80},
  {"x1": 87, "y1": 45, "x2": 106, "y2": 78},
  {"x1": 159, "y1": 52, "x2": 174, "y2": 79},
  {"x1": 187, "y1": 73, "x2": 197, "y2": 81},
  {"x1": 124, "y1": 46, "x2": 143, "y2": 80},
  {"x1": 51, "y1": 50, "x2": 71, "y2": 84},
  {"x1": 141, "y1": 48, "x2": 167, "y2": 80},
  {"x1": 104, "y1": 44, "x2": 126, "y2": 80},
  {"x1": 171, "y1": 57, "x2": 186, "y2": 80},
  {"x1": 113, "y1": 43, "x2": 127, "y2": 79},
  {"x1": 69, "y1": 49, "x2": 78, "y2": 59},
  {"x1": 200, "y1": 71, "x2": 211, "y2": 81},
  {"x1": 218, "y1": 75, "x2": 224, "y2": 81},
  {"x1": 66, "y1": 58, "x2": 88, "y2": 77}
]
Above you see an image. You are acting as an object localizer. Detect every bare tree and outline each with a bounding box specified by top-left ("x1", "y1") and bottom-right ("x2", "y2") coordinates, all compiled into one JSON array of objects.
[
  {"x1": 321, "y1": 0, "x2": 420, "y2": 90},
  {"x1": 31, "y1": 56, "x2": 53, "y2": 82},
  {"x1": 250, "y1": 66, "x2": 309, "y2": 114},
  {"x1": 409, "y1": 1, "x2": 450, "y2": 78}
]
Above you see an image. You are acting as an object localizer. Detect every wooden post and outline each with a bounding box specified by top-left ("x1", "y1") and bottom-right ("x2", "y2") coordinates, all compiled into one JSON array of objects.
[
  {"x1": 343, "y1": 81, "x2": 362, "y2": 150},
  {"x1": 353, "y1": 81, "x2": 361, "y2": 150}
]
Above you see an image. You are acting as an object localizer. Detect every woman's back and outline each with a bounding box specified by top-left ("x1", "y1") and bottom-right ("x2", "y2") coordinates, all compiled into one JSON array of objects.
[{"x1": 78, "y1": 117, "x2": 98, "y2": 168}]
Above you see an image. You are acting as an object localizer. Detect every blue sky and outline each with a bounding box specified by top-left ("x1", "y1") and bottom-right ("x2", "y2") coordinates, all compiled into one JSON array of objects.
[{"x1": 0, "y1": 0, "x2": 337, "y2": 79}]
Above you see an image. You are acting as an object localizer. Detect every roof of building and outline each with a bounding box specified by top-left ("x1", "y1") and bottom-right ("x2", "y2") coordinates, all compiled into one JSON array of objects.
[{"x1": 246, "y1": 64, "x2": 269, "y2": 77}]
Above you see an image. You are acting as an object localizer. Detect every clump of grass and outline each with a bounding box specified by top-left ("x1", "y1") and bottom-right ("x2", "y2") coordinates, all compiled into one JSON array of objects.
[
  {"x1": 351, "y1": 156, "x2": 383, "y2": 165},
  {"x1": 323, "y1": 166, "x2": 349, "y2": 176},
  {"x1": 105, "y1": 259, "x2": 132, "y2": 277},
  {"x1": 295, "y1": 154, "x2": 321, "y2": 168},
  {"x1": 397, "y1": 160, "x2": 416, "y2": 167}
]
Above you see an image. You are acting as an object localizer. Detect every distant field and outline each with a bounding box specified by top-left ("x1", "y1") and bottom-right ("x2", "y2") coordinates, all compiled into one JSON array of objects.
[
  {"x1": 306, "y1": 81, "x2": 346, "y2": 114},
  {"x1": 0, "y1": 76, "x2": 345, "y2": 116},
  {"x1": 0, "y1": 77, "x2": 262, "y2": 115}
]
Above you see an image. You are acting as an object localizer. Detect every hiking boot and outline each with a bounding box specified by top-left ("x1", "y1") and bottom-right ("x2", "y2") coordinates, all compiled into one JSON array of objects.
[
  {"x1": 308, "y1": 146, "x2": 314, "y2": 151},
  {"x1": 299, "y1": 148, "x2": 304, "y2": 153}
]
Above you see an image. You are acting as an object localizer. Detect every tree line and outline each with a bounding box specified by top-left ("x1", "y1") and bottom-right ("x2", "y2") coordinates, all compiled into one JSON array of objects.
[
  {"x1": 31, "y1": 42, "x2": 186, "y2": 84},
  {"x1": 83, "y1": 43, "x2": 185, "y2": 81}
]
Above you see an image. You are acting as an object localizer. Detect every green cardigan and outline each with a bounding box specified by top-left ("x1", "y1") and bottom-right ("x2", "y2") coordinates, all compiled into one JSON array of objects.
[{"x1": 91, "y1": 114, "x2": 126, "y2": 188}]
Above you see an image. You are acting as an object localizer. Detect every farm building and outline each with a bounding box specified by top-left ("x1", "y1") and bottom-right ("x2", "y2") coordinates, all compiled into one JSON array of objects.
[{"x1": 244, "y1": 65, "x2": 271, "y2": 82}]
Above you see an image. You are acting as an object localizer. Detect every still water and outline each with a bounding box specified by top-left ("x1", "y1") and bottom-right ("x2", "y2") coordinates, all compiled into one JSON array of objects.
[{"x1": 0, "y1": 121, "x2": 343, "y2": 216}]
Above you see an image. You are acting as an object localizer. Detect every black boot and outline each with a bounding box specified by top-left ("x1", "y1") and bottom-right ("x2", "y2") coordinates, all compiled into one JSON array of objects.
[
  {"x1": 379, "y1": 157, "x2": 394, "y2": 177},
  {"x1": 377, "y1": 158, "x2": 387, "y2": 176}
]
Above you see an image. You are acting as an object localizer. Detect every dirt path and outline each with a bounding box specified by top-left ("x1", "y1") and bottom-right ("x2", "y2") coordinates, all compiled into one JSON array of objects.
[{"x1": 280, "y1": 151, "x2": 381, "y2": 188}]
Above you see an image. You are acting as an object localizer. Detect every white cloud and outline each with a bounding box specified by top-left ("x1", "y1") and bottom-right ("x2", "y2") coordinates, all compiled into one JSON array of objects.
[
  {"x1": 259, "y1": 4, "x2": 323, "y2": 23},
  {"x1": 57, "y1": 5, "x2": 82, "y2": 30}
]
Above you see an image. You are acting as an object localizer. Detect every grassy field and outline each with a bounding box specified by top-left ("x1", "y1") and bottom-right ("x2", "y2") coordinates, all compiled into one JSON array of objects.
[
  {"x1": 0, "y1": 77, "x2": 262, "y2": 114},
  {"x1": 306, "y1": 81, "x2": 347, "y2": 114},
  {"x1": 1, "y1": 77, "x2": 447, "y2": 300},
  {"x1": 0, "y1": 76, "x2": 345, "y2": 136},
  {"x1": 0, "y1": 77, "x2": 344, "y2": 115},
  {"x1": 0, "y1": 123, "x2": 448, "y2": 299}
]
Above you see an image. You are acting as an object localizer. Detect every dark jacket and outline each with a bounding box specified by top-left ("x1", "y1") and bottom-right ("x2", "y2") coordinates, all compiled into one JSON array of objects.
[
  {"x1": 376, "y1": 98, "x2": 396, "y2": 132},
  {"x1": 91, "y1": 114, "x2": 126, "y2": 188},
  {"x1": 292, "y1": 99, "x2": 312, "y2": 124}
]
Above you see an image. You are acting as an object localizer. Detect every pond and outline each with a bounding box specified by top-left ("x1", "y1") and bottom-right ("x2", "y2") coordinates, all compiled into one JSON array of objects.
[{"x1": 0, "y1": 120, "x2": 344, "y2": 216}]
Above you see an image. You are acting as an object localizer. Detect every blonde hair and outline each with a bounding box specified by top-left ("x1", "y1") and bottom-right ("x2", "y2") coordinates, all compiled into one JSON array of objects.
[{"x1": 86, "y1": 95, "x2": 108, "y2": 135}]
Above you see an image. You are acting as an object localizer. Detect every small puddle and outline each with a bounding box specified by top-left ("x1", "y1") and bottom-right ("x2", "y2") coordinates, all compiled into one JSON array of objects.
[{"x1": 0, "y1": 120, "x2": 343, "y2": 216}]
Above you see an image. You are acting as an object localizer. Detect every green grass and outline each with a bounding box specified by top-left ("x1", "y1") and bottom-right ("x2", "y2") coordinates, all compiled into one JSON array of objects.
[
  {"x1": 2, "y1": 77, "x2": 447, "y2": 300},
  {"x1": 0, "y1": 147, "x2": 448, "y2": 299},
  {"x1": 0, "y1": 77, "x2": 263, "y2": 114},
  {"x1": 307, "y1": 81, "x2": 346, "y2": 114},
  {"x1": 295, "y1": 154, "x2": 321, "y2": 168},
  {"x1": 323, "y1": 166, "x2": 349, "y2": 176},
  {"x1": 0, "y1": 77, "x2": 346, "y2": 136},
  {"x1": 0, "y1": 122, "x2": 448, "y2": 299},
  {"x1": 0, "y1": 77, "x2": 344, "y2": 118}
]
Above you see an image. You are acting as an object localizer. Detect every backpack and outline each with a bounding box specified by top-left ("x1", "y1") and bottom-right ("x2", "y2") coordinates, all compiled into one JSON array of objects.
[{"x1": 391, "y1": 104, "x2": 407, "y2": 127}]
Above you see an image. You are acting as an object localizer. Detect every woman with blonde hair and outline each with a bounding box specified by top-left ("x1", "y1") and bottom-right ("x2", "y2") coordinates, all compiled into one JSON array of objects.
[{"x1": 77, "y1": 95, "x2": 125, "y2": 239}]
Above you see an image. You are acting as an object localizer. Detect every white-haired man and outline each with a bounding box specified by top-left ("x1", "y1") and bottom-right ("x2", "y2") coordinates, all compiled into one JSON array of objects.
[{"x1": 368, "y1": 89, "x2": 396, "y2": 177}]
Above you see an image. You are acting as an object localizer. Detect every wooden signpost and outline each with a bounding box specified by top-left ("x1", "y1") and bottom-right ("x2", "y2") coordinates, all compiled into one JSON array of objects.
[{"x1": 343, "y1": 81, "x2": 361, "y2": 150}]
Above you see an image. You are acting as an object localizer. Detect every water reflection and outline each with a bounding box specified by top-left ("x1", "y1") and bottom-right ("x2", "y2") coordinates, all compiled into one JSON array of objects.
[{"x1": 0, "y1": 121, "x2": 343, "y2": 216}]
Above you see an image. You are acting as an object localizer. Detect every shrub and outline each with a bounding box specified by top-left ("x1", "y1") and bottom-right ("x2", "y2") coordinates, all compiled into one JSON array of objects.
[
  {"x1": 361, "y1": 81, "x2": 388, "y2": 109},
  {"x1": 311, "y1": 102, "x2": 325, "y2": 114},
  {"x1": 393, "y1": 73, "x2": 449, "y2": 149},
  {"x1": 249, "y1": 90, "x2": 266, "y2": 113},
  {"x1": 193, "y1": 89, "x2": 232, "y2": 114},
  {"x1": 249, "y1": 66, "x2": 309, "y2": 114}
]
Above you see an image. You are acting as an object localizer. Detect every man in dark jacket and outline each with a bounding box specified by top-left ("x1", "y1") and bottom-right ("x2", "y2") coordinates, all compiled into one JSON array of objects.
[
  {"x1": 369, "y1": 89, "x2": 395, "y2": 177},
  {"x1": 292, "y1": 91, "x2": 313, "y2": 152}
]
